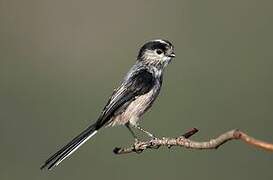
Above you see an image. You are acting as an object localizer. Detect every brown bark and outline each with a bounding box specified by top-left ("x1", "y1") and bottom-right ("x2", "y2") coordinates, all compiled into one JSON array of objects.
[{"x1": 113, "y1": 129, "x2": 273, "y2": 154}]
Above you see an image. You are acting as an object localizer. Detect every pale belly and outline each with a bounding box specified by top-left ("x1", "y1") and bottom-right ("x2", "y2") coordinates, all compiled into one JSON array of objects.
[{"x1": 107, "y1": 89, "x2": 155, "y2": 127}]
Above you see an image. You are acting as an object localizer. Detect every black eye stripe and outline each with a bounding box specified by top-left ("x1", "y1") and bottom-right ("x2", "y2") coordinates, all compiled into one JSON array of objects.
[
  {"x1": 142, "y1": 42, "x2": 167, "y2": 51},
  {"x1": 156, "y1": 49, "x2": 163, "y2": 54},
  {"x1": 138, "y1": 39, "x2": 174, "y2": 59}
]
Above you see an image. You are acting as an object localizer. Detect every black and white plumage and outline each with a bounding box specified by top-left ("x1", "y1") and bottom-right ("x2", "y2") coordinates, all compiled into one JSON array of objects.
[{"x1": 41, "y1": 39, "x2": 175, "y2": 170}]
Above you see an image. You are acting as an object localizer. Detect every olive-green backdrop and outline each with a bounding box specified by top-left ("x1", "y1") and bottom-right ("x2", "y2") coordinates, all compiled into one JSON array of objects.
[{"x1": 1, "y1": 0, "x2": 272, "y2": 179}]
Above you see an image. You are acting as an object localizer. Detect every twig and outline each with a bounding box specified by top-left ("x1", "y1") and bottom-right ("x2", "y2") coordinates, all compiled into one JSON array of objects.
[{"x1": 113, "y1": 129, "x2": 273, "y2": 154}]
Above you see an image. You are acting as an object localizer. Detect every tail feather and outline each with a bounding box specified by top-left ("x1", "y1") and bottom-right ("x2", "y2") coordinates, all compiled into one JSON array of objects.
[{"x1": 41, "y1": 124, "x2": 98, "y2": 170}]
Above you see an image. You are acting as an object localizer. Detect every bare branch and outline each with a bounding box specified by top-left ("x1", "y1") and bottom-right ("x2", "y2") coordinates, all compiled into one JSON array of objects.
[{"x1": 113, "y1": 129, "x2": 273, "y2": 154}]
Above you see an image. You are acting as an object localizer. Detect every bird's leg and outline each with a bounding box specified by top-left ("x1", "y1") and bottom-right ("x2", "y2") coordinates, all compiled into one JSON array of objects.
[
  {"x1": 125, "y1": 123, "x2": 139, "y2": 142},
  {"x1": 132, "y1": 124, "x2": 156, "y2": 139}
]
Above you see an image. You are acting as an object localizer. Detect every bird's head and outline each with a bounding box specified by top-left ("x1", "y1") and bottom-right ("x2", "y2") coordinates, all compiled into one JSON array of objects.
[{"x1": 137, "y1": 39, "x2": 175, "y2": 68}]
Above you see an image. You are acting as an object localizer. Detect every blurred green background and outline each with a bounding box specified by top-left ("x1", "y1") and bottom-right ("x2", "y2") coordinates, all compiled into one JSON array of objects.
[{"x1": 1, "y1": 0, "x2": 273, "y2": 179}]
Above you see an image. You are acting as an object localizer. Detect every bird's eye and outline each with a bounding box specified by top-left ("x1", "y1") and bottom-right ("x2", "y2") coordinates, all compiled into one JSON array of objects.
[{"x1": 156, "y1": 49, "x2": 163, "y2": 55}]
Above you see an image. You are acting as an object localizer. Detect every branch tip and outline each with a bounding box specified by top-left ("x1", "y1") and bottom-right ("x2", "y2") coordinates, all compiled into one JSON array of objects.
[
  {"x1": 113, "y1": 147, "x2": 121, "y2": 154},
  {"x1": 182, "y1": 128, "x2": 199, "y2": 138},
  {"x1": 113, "y1": 129, "x2": 273, "y2": 154}
]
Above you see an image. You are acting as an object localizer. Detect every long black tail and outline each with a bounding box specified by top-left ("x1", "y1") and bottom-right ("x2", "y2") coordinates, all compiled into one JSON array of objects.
[{"x1": 40, "y1": 124, "x2": 98, "y2": 170}]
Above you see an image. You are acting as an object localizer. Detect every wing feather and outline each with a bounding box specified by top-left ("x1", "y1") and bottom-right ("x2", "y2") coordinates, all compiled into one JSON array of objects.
[{"x1": 95, "y1": 69, "x2": 155, "y2": 128}]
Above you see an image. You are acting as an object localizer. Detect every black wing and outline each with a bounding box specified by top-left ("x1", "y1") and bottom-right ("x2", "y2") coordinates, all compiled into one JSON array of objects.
[
  {"x1": 95, "y1": 68, "x2": 156, "y2": 128},
  {"x1": 40, "y1": 68, "x2": 156, "y2": 170}
]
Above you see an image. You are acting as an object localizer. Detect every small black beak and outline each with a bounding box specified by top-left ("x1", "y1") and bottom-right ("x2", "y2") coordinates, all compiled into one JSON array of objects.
[{"x1": 168, "y1": 52, "x2": 175, "y2": 58}]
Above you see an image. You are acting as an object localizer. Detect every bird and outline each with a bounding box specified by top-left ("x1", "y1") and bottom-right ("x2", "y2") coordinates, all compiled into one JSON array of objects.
[{"x1": 40, "y1": 39, "x2": 175, "y2": 170}]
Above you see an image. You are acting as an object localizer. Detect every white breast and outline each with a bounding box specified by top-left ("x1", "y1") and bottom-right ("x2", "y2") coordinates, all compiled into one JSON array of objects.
[{"x1": 108, "y1": 89, "x2": 155, "y2": 127}]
